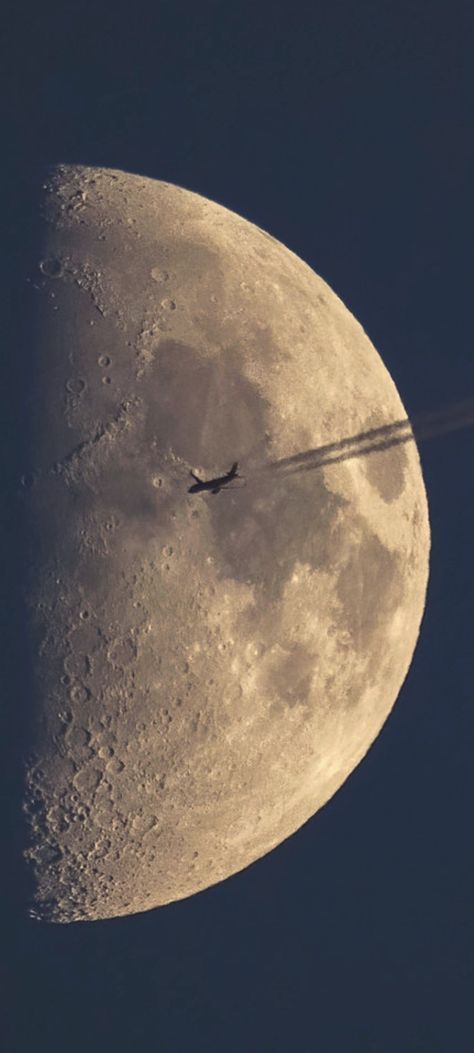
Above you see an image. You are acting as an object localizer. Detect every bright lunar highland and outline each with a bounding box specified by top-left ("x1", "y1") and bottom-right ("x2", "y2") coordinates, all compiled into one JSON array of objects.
[{"x1": 19, "y1": 165, "x2": 430, "y2": 922}]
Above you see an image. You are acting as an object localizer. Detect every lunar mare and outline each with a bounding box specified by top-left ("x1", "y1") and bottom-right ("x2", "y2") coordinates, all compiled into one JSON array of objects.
[{"x1": 18, "y1": 164, "x2": 430, "y2": 922}]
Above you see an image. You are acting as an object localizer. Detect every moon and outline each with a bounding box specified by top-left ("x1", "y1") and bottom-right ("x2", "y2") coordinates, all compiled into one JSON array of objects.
[{"x1": 19, "y1": 164, "x2": 430, "y2": 922}]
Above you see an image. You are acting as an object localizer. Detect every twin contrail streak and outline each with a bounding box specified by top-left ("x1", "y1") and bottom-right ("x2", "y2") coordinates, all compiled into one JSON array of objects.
[{"x1": 253, "y1": 397, "x2": 474, "y2": 478}]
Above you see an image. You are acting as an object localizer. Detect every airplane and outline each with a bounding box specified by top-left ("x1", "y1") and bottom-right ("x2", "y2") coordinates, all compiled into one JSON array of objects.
[{"x1": 188, "y1": 461, "x2": 244, "y2": 494}]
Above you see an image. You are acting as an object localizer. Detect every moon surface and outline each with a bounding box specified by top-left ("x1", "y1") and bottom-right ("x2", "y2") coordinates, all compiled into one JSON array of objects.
[{"x1": 19, "y1": 164, "x2": 430, "y2": 922}]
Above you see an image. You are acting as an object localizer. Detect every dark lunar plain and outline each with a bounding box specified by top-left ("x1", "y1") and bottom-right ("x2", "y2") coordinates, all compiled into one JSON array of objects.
[{"x1": 1, "y1": 1, "x2": 473, "y2": 1050}]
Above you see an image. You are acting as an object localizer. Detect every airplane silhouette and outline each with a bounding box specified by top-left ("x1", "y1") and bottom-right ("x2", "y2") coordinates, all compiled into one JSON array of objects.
[{"x1": 188, "y1": 461, "x2": 243, "y2": 494}]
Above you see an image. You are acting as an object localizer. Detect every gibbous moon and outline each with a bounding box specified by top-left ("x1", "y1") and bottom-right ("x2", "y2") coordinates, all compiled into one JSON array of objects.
[{"x1": 19, "y1": 164, "x2": 430, "y2": 922}]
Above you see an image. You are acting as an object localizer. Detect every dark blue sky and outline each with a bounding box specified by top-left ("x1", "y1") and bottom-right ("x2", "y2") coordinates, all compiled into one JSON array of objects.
[{"x1": 2, "y1": 2, "x2": 473, "y2": 1051}]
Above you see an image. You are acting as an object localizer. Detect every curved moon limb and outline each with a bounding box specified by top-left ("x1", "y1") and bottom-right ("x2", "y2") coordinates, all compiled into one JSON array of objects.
[{"x1": 19, "y1": 164, "x2": 430, "y2": 922}]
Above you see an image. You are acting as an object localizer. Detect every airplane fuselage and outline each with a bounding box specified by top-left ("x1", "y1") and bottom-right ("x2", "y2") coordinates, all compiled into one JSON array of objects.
[
  {"x1": 188, "y1": 476, "x2": 230, "y2": 493},
  {"x1": 188, "y1": 462, "x2": 239, "y2": 494}
]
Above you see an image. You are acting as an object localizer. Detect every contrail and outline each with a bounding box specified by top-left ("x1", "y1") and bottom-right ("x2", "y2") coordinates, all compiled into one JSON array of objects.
[{"x1": 252, "y1": 397, "x2": 474, "y2": 478}]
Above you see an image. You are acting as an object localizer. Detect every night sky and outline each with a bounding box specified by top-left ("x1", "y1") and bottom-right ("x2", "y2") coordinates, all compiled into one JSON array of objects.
[{"x1": 2, "y1": 2, "x2": 473, "y2": 1050}]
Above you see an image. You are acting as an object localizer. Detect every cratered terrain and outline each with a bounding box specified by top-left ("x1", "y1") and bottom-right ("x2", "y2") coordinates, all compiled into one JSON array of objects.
[{"x1": 15, "y1": 165, "x2": 430, "y2": 922}]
